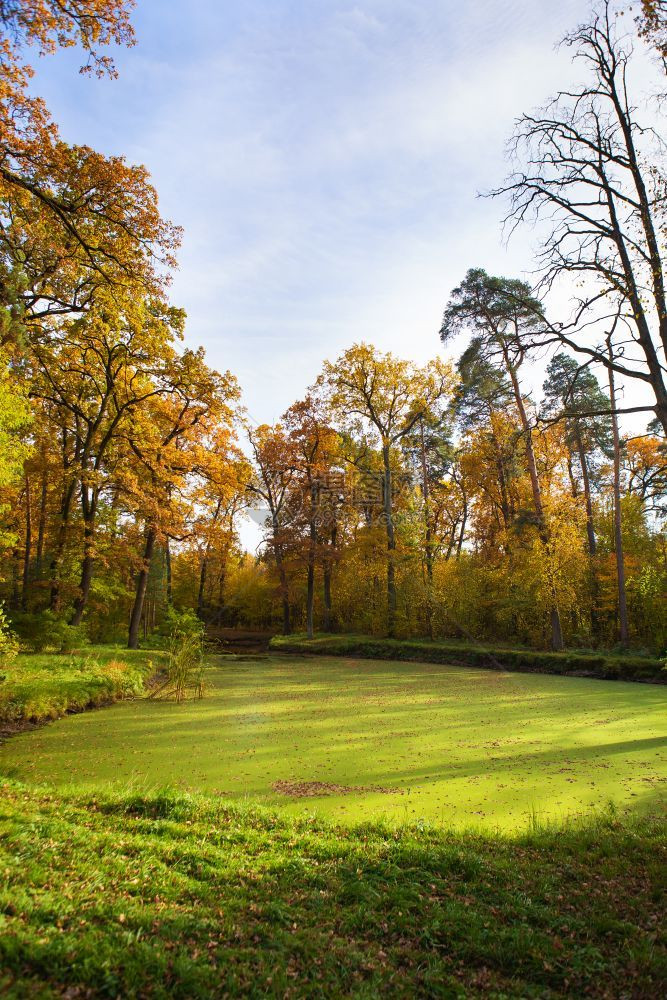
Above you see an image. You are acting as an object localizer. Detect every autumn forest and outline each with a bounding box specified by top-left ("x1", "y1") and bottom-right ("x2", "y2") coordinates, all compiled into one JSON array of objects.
[
  {"x1": 0, "y1": 4, "x2": 665, "y2": 657},
  {"x1": 0, "y1": 3, "x2": 666, "y2": 997}
]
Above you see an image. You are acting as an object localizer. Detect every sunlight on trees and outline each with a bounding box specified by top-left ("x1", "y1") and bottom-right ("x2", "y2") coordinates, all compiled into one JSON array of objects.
[{"x1": 0, "y1": 0, "x2": 664, "y2": 655}]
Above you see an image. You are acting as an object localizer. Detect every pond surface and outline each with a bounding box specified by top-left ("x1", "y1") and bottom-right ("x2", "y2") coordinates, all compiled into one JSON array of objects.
[{"x1": 2, "y1": 655, "x2": 666, "y2": 829}]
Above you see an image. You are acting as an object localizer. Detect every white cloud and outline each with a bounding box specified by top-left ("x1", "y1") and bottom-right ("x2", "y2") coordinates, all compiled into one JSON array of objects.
[{"x1": 28, "y1": 0, "x2": 658, "y2": 437}]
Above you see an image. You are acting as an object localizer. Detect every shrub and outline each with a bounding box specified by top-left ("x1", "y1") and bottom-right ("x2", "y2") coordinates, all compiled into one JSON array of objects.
[
  {"x1": 154, "y1": 606, "x2": 206, "y2": 645},
  {"x1": 0, "y1": 605, "x2": 19, "y2": 666},
  {"x1": 9, "y1": 611, "x2": 89, "y2": 653},
  {"x1": 269, "y1": 635, "x2": 666, "y2": 684},
  {"x1": 150, "y1": 630, "x2": 206, "y2": 702}
]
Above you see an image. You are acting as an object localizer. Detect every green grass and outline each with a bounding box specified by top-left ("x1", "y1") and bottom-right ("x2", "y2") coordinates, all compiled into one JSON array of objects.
[
  {"x1": 0, "y1": 781, "x2": 664, "y2": 998},
  {"x1": 2, "y1": 654, "x2": 665, "y2": 829},
  {"x1": 0, "y1": 646, "x2": 162, "y2": 726}
]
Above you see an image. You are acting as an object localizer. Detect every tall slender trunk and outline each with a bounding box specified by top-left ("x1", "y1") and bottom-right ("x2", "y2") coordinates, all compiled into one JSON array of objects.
[
  {"x1": 445, "y1": 521, "x2": 457, "y2": 561},
  {"x1": 493, "y1": 449, "x2": 511, "y2": 530},
  {"x1": 165, "y1": 539, "x2": 173, "y2": 605},
  {"x1": 276, "y1": 554, "x2": 290, "y2": 635},
  {"x1": 197, "y1": 549, "x2": 209, "y2": 617},
  {"x1": 306, "y1": 558, "x2": 315, "y2": 639},
  {"x1": 505, "y1": 357, "x2": 563, "y2": 650},
  {"x1": 456, "y1": 490, "x2": 468, "y2": 558},
  {"x1": 574, "y1": 427, "x2": 597, "y2": 556},
  {"x1": 566, "y1": 456, "x2": 578, "y2": 499},
  {"x1": 217, "y1": 557, "x2": 226, "y2": 606},
  {"x1": 382, "y1": 444, "x2": 397, "y2": 637},
  {"x1": 197, "y1": 499, "x2": 222, "y2": 617},
  {"x1": 323, "y1": 563, "x2": 332, "y2": 631},
  {"x1": 418, "y1": 421, "x2": 434, "y2": 639},
  {"x1": 70, "y1": 535, "x2": 93, "y2": 626},
  {"x1": 35, "y1": 469, "x2": 47, "y2": 571},
  {"x1": 71, "y1": 484, "x2": 98, "y2": 626},
  {"x1": 607, "y1": 361, "x2": 629, "y2": 644},
  {"x1": 574, "y1": 425, "x2": 600, "y2": 638},
  {"x1": 21, "y1": 473, "x2": 31, "y2": 610},
  {"x1": 271, "y1": 512, "x2": 290, "y2": 635},
  {"x1": 488, "y1": 415, "x2": 512, "y2": 533},
  {"x1": 128, "y1": 525, "x2": 157, "y2": 649},
  {"x1": 322, "y1": 524, "x2": 336, "y2": 632},
  {"x1": 594, "y1": 130, "x2": 667, "y2": 436},
  {"x1": 10, "y1": 547, "x2": 20, "y2": 608},
  {"x1": 306, "y1": 483, "x2": 318, "y2": 639},
  {"x1": 49, "y1": 476, "x2": 77, "y2": 612},
  {"x1": 419, "y1": 421, "x2": 434, "y2": 583}
]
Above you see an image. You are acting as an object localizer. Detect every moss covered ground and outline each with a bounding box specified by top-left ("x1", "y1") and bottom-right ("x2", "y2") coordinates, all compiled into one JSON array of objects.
[{"x1": 2, "y1": 654, "x2": 665, "y2": 829}]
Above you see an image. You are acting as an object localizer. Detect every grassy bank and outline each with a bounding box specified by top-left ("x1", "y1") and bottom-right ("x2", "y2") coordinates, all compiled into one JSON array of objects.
[
  {"x1": 0, "y1": 646, "x2": 162, "y2": 728},
  {"x1": 271, "y1": 634, "x2": 667, "y2": 683},
  {"x1": 0, "y1": 781, "x2": 664, "y2": 998}
]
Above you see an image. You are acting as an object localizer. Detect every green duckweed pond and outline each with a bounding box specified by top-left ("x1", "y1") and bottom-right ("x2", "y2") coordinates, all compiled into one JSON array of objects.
[{"x1": 2, "y1": 655, "x2": 665, "y2": 829}]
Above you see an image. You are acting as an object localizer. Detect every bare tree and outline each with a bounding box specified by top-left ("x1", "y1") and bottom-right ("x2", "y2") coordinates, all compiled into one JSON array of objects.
[{"x1": 493, "y1": 1, "x2": 667, "y2": 436}]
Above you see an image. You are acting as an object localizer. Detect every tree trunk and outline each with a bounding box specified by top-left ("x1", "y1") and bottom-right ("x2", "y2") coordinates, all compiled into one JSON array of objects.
[
  {"x1": 35, "y1": 469, "x2": 47, "y2": 572},
  {"x1": 10, "y1": 547, "x2": 20, "y2": 609},
  {"x1": 506, "y1": 359, "x2": 564, "y2": 650},
  {"x1": 496, "y1": 457, "x2": 511, "y2": 529},
  {"x1": 197, "y1": 549, "x2": 209, "y2": 617},
  {"x1": 419, "y1": 421, "x2": 434, "y2": 584},
  {"x1": 21, "y1": 473, "x2": 32, "y2": 610},
  {"x1": 305, "y1": 481, "x2": 318, "y2": 639},
  {"x1": 322, "y1": 524, "x2": 336, "y2": 632},
  {"x1": 165, "y1": 539, "x2": 173, "y2": 605},
  {"x1": 418, "y1": 421, "x2": 434, "y2": 639},
  {"x1": 277, "y1": 560, "x2": 290, "y2": 635},
  {"x1": 566, "y1": 456, "x2": 578, "y2": 499},
  {"x1": 574, "y1": 427, "x2": 597, "y2": 556},
  {"x1": 272, "y1": 518, "x2": 290, "y2": 635},
  {"x1": 197, "y1": 499, "x2": 221, "y2": 617},
  {"x1": 70, "y1": 537, "x2": 93, "y2": 626},
  {"x1": 306, "y1": 559, "x2": 315, "y2": 639},
  {"x1": 71, "y1": 485, "x2": 99, "y2": 626},
  {"x1": 49, "y1": 477, "x2": 77, "y2": 612},
  {"x1": 490, "y1": 427, "x2": 511, "y2": 532},
  {"x1": 323, "y1": 564, "x2": 332, "y2": 631},
  {"x1": 456, "y1": 493, "x2": 468, "y2": 557},
  {"x1": 445, "y1": 522, "x2": 457, "y2": 561},
  {"x1": 608, "y1": 361, "x2": 629, "y2": 644},
  {"x1": 382, "y1": 444, "x2": 397, "y2": 637},
  {"x1": 574, "y1": 425, "x2": 600, "y2": 639},
  {"x1": 128, "y1": 526, "x2": 157, "y2": 649}
]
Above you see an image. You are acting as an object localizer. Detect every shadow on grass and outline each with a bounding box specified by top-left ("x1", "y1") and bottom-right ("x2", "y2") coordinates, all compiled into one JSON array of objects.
[{"x1": 0, "y1": 783, "x2": 665, "y2": 998}]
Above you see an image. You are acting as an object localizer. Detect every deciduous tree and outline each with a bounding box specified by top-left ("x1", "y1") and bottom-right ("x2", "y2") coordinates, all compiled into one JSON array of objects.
[
  {"x1": 493, "y1": 1, "x2": 667, "y2": 435},
  {"x1": 321, "y1": 344, "x2": 453, "y2": 637}
]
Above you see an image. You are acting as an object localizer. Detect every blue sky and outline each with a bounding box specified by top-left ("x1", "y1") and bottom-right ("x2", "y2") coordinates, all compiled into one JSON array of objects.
[{"x1": 29, "y1": 0, "x2": 600, "y2": 427}]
